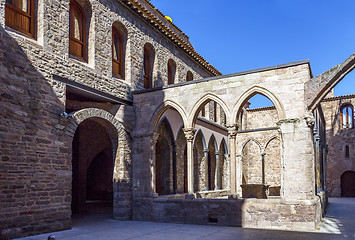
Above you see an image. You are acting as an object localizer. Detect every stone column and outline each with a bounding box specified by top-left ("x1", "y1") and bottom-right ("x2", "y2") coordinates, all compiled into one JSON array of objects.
[
  {"x1": 183, "y1": 128, "x2": 196, "y2": 194},
  {"x1": 150, "y1": 133, "x2": 159, "y2": 194},
  {"x1": 236, "y1": 154, "x2": 242, "y2": 196},
  {"x1": 224, "y1": 153, "x2": 230, "y2": 189},
  {"x1": 215, "y1": 152, "x2": 220, "y2": 190},
  {"x1": 277, "y1": 117, "x2": 315, "y2": 200},
  {"x1": 203, "y1": 149, "x2": 209, "y2": 190},
  {"x1": 227, "y1": 125, "x2": 238, "y2": 193}
]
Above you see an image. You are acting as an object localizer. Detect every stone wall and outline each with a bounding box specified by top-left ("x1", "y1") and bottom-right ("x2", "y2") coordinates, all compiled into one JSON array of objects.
[
  {"x1": 132, "y1": 197, "x2": 243, "y2": 227},
  {"x1": 0, "y1": 0, "x2": 215, "y2": 237},
  {"x1": 321, "y1": 95, "x2": 355, "y2": 197},
  {"x1": 238, "y1": 129, "x2": 281, "y2": 191},
  {"x1": 243, "y1": 106, "x2": 278, "y2": 130},
  {"x1": 242, "y1": 197, "x2": 322, "y2": 231}
]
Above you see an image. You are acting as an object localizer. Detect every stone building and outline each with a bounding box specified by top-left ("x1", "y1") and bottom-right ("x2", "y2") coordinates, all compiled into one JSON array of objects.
[
  {"x1": 320, "y1": 94, "x2": 355, "y2": 197},
  {"x1": 0, "y1": 0, "x2": 354, "y2": 239}
]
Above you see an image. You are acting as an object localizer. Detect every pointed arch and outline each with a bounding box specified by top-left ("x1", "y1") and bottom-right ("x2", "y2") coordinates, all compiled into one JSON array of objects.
[
  {"x1": 193, "y1": 128, "x2": 207, "y2": 149},
  {"x1": 263, "y1": 135, "x2": 280, "y2": 152},
  {"x1": 208, "y1": 134, "x2": 219, "y2": 152},
  {"x1": 220, "y1": 138, "x2": 229, "y2": 154},
  {"x1": 239, "y1": 138, "x2": 262, "y2": 156},
  {"x1": 156, "y1": 117, "x2": 175, "y2": 144},
  {"x1": 232, "y1": 86, "x2": 286, "y2": 124},
  {"x1": 151, "y1": 100, "x2": 188, "y2": 133},
  {"x1": 188, "y1": 93, "x2": 231, "y2": 128}
]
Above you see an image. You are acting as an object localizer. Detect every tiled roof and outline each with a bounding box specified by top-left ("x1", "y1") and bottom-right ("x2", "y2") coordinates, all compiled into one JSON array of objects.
[
  {"x1": 246, "y1": 106, "x2": 276, "y2": 112},
  {"x1": 121, "y1": 0, "x2": 221, "y2": 76},
  {"x1": 322, "y1": 94, "x2": 355, "y2": 102}
]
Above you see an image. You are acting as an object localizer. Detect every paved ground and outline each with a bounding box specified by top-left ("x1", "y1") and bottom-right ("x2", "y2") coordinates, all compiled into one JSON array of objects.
[{"x1": 17, "y1": 198, "x2": 355, "y2": 240}]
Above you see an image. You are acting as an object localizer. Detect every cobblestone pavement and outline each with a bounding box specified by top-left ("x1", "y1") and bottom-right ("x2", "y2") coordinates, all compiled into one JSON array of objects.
[{"x1": 16, "y1": 198, "x2": 355, "y2": 240}]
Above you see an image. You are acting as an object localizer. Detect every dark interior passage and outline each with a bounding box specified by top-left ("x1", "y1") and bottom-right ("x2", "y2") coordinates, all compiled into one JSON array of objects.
[{"x1": 72, "y1": 119, "x2": 114, "y2": 214}]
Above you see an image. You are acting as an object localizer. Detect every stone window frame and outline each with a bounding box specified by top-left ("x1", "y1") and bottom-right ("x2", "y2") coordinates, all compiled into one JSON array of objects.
[
  {"x1": 167, "y1": 59, "x2": 176, "y2": 85},
  {"x1": 345, "y1": 145, "x2": 350, "y2": 158},
  {"x1": 340, "y1": 104, "x2": 354, "y2": 129},
  {"x1": 5, "y1": 0, "x2": 35, "y2": 38},
  {"x1": 112, "y1": 26, "x2": 123, "y2": 79},
  {"x1": 69, "y1": 0, "x2": 87, "y2": 62},
  {"x1": 143, "y1": 43, "x2": 155, "y2": 89}
]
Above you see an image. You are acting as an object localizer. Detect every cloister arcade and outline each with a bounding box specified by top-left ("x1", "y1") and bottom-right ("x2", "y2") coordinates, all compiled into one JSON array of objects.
[{"x1": 133, "y1": 60, "x2": 316, "y2": 201}]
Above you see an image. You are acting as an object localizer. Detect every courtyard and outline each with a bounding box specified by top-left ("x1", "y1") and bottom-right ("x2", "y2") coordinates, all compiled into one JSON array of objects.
[{"x1": 16, "y1": 198, "x2": 355, "y2": 240}]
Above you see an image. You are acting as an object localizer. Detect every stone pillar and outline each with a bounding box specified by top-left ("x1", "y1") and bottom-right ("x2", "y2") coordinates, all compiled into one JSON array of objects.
[
  {"x1": 236, "y1": 154, "x2": 242, "y2": 196},
  {"x1": 171, "y1": 143, "x2": 177, "y2": 194},
  {"x1": 261, "y1": 153, "x2": 266, "y2": 185},
  {"x1": 150, "y1": 133, "x2": 159, "y2": 194},
  {"x1": 224, "y1": 153, "x2": 230, "y2": 189},
  {"x1": 183, "y1": 128, "x2": 196, "y2": 194},
  {"x1": 227, "y1": 125, "x2": 238, "y2": 193},
  {"x1": 215, "y1": 152, "x2": 220, "y2": 190},
  {"x1": 277, "y1": 117, "x2": 315, "y2": 200},
  {"x1": 203, "y1": 149, "x2": 209, "y2": 190}
]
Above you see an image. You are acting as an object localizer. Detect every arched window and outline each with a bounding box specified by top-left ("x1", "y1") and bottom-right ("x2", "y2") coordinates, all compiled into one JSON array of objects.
[
  {"x1": 5, "y1": 0, "x2": 35, "y2": 37},
  {"x1": 341, "y1": 104, "x2": 353, "y2": 129},
  {"x1": 345, "y1": 145, "x2": 350, "y2": 158},
  {"x1": 186, "y1": 71, "x2": 193, "y2": 82},
  {"x1": 69, "y1": 0, "x2": 86, "y2": 61},
  {"x1": 143, "y1": 43, "x2": 154, "y2": 89},
  {"x1": 167, "y1": 59, "x2": 176, "y2": 85},
  {"x1": 112, "y1": 27, "x2": 123, "y2": 78}
]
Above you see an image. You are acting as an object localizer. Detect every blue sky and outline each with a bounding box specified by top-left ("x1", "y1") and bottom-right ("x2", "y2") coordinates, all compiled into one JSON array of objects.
[{"x1": 150, "y1": 0, "x2": 355, "y2": 108}]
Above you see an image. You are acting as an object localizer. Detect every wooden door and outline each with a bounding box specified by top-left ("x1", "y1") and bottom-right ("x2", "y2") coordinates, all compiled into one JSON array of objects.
[{"x1": 341, "y1": 171, "x2": 355, "y2": 197}]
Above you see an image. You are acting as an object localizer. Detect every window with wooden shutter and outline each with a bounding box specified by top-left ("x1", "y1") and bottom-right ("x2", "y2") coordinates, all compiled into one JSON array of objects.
[
  {"x1": 5, "y1": 0, "x2": 35, "y2": 37},
  {"x1": 112, "y1": 27, "x2": 123, "y2": 78},
  {"x1": 186, "y1": 71, "x2": 193, "y2": 82},
  {"x1": 69, "y1": 0, "x2": 86, "y2": 61}
]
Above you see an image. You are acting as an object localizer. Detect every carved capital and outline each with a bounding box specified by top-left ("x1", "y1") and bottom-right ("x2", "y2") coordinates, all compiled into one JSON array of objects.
[
  {"x1": 183, "y1": 128, "x2": 196, "y2": 142},
  {"x1": 226, "y1": 124, "x2": 238, "y2": 139},
  {"x1": 150, "y1": 132, "x2": 159, "y2": 145},
  {"x1": 304, "y1": 116, "x2": 315, "y2": 128}
]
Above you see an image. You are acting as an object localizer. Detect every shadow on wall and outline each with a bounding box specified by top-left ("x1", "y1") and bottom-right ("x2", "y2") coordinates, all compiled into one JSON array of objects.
[{"x1": 0, "y1": 26, "x2": 70, "y2": 239}]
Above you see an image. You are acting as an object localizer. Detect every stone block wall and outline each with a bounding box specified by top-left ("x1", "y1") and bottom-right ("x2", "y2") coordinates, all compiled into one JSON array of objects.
[
  {"x1": 237, "y1": 129, "x2": 281, "y2": 189},
  {"x1": 1, "y1": 0, "x2": 216, "y2": 238},
  {"x1": 242, "y1": 198, "x2": 322, "y2": 231},
  {"x1": 243, "y1": 106, "x2": 278, "y2": 130},
  {"x1": 132, "y1": 197, "x2": 243, "y2": 227}
]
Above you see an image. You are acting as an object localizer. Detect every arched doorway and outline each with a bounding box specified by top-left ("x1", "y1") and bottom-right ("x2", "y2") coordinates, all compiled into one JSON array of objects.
[
  {"x1": 72, "y1": 119, "x2": 114, "y2": 214},
  {"x1": 341, "y1": 171, "x2": 355, "y2": 197}
]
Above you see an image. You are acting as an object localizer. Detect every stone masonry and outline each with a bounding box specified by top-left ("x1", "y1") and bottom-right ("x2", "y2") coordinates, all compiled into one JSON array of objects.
[{"x1": 1, "y1": 0, "x2": 354, "y2": 238}]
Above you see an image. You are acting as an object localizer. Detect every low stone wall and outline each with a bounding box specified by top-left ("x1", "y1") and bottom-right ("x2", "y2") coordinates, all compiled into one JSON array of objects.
[
  {"x1": 242, "y1": 197, "x2": 322, "y2": 231},
  {"x1": 132, "y1": 197, "x2": 243, "y2": 226}
]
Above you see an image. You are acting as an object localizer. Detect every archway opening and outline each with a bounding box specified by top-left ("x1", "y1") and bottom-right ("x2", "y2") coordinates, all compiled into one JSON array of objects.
[
  {"x1": 341, "y1": 171, "x2": 355, "y2": 197},
  {"x1": 176, "y1": 128, "x2": 187, "y2": 193},
  {"x1": 155, "y1": 118, "x2": 175, "y2": 195},
  {"x1": 236, "y1": 92, "x2": 281, "y2": 198},
  {"x1": 154, "y1": 107, "x2": 185, "y2": 195},
  {"x1": 207, "y1": 135, "x2": 217, "y2": 190},
  {"x1": 238, "y1": 93, "x2": 276, "y2": 131},
  {"x1": 72, "y1": 118, "x2": 114, "y2": 215},
  {"x1": 192, "y1": 99, "x2": 229, "y2": 194}
]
